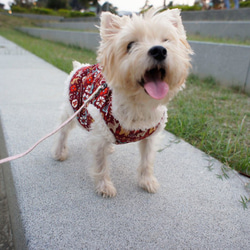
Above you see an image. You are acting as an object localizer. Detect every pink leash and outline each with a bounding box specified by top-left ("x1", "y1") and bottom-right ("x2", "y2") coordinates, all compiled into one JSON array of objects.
[{"x1": 0, "y1": 84, "x2": 106, "y2": 165}]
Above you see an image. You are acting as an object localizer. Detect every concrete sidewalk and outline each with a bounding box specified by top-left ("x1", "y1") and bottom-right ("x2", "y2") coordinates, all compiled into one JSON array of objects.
[{"x1": 0, "y1": 36, "x2": 249, "y2": 249}]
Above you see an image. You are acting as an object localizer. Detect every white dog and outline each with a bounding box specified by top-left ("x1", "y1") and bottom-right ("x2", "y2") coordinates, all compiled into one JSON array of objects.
[{"x1": 52, "y1": 9, "x2": 193, "y2": 197}]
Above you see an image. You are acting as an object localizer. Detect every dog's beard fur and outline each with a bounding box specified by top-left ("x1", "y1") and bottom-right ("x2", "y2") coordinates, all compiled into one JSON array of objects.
[{"x1": 52, "y1": 9, "x2": 193, "y2": 197}]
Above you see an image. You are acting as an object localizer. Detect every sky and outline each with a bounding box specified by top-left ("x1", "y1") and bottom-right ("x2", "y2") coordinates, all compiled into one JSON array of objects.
[{"x1": 0, "y1": 0, "x2": 195, "y2": 11}]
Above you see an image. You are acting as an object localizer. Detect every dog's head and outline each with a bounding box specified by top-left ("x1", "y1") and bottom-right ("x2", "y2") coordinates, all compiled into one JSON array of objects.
[{"x1": 97, "y1": 9, "x2": 193, "y2": 105}]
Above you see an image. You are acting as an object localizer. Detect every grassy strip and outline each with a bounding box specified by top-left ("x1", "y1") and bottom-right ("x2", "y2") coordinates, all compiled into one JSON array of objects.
[
  {"x1": 0, "y1": 28, "x2": 96, "y2": 73},
  {"x1": 0, "y1": 27, "x2": 96, "y2": 73},
  {"x1": 0, "y1": 14, "x2": 249, "y2": 175},
  {"x1": 0, "y1": 15, "x2": 96, "y2": 73},
  {"x1": 188, "y1": 34, "x2": 250, "y2": 46},
  {"x1": 2, "y1": 13, "x2": 250, "y2": 46},
  {"x1": 166, "y1": 75, "x2": 250, "y2": 175}
]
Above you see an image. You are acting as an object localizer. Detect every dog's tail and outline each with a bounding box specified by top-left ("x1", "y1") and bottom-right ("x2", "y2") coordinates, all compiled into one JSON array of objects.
[
  {"x1": 72, "y1": 60, "x2": 82, "y2": 70},
  {"x1": 72, "y1": 61, "x2": 91, "y2": 71}
]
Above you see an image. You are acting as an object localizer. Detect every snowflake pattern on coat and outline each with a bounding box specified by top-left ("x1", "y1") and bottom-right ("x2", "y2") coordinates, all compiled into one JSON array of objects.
[{"x1": 69, "y1": 64, "x2": 162, "y2": 145}]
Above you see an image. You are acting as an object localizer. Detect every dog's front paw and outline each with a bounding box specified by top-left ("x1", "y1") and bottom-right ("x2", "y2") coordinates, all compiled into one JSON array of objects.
[
  {"x1": 138, "y1": 175, "x2": 159, "y2": 193},
  {"x1": 95, "y1": 180, "x2": 117, "y2": 198},
  {"x1": 52, "y1": 145, "x2": 68, "y2": 161}
]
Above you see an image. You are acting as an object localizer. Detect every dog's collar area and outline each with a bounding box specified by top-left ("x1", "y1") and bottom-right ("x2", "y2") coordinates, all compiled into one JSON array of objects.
[{"x1": 69, "y1": 64, "x2": 164, "y2": 145}]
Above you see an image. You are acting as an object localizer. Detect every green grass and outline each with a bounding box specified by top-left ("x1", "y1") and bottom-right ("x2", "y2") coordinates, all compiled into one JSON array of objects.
[
  {"x1": 0, "y1": 14, "x2": 249, "y2": 176},
  {"x1": 188, "y1": 34, "x2": 250, "y2": 46},
  {"x1": 1, "y1": 28, "x2": 96, "y2": 72},
  {"x1": 166, "y1": 75, "x2": 250, "y2": 175},
  {"x1": 0, "y1": 14, "x2": 96, "y2": 72}
]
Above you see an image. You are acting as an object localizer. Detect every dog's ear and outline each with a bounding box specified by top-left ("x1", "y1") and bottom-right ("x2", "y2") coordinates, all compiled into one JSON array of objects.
[
  {"x1": 100, "y1": 12, "x2": 128, "y2": 39},
  {"x1": 154, "y1": 8, "x2": 185, "y2": 36},
  {"x1": 166, "y1": 8, "x2": 182, "y2": 29},
  {"x1": 164, "y1": 8, "x2": 189, "y2": 40}
]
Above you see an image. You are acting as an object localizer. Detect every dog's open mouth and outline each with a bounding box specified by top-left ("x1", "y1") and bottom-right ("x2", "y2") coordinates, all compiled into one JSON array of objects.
[{"x1": 140, "y1": 68, "x2": 169, "y2": 100}]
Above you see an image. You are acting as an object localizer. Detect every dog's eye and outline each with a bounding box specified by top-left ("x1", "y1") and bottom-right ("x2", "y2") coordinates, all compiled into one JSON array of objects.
[
  {"x1": 127, "y1": 42, "x2": 135, "y2": 52},
  {"x1": 163, "y1": 38, "x2": 169, "y2": 42}
]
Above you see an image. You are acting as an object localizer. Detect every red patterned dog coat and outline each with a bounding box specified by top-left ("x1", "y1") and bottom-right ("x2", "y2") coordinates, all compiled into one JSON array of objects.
[{"x1": 69, "y1": 64, "x2": 162, "y2": 144}]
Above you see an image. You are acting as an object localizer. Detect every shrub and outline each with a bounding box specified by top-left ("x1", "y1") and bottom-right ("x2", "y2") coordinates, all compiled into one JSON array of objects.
[
  {"x1": 11, "y1": 6, "x2": 96, "y2": 17},
  {"x1": 68, "y1": 10, "x2": 84, "y2": 18},
  {"x1": 11, "y1": 5, "x2": 28, "y2": 13},
  {"x1": 240, "y1": 0, "x2": 250, "y2": 8},
  {"x1": 82, "y1": 12, "x2": 96, "y2": 17},
  {"x1": 58, "y1": 9, "x2": 70, "y2": 17},
  {"x1": 69, "y1": 11, "x2": 96, "y2": 18},
  {"x1": 170, "y1": 4, "x2": 202, "y2": 11},
  {"x1": 58, "y1": 9, "x2": 96, "y2": 18},
  {"x1": 47, "y1": 0, "x2": 68, "y2": 10},
  {"x1": 31, "y1": 7, "x2": 54, "y2": 15}
]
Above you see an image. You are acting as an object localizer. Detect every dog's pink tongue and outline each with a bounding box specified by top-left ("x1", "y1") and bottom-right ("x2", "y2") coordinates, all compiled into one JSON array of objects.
[{"x1": 144, "y1": 81, "x2": 169, "y2": 100}]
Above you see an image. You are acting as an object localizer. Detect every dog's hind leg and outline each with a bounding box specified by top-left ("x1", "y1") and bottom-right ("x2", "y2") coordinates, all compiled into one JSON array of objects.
[
  {"x1": 138, "y1": 135, "x2": 159, "y2": 193},
  {"x1": 90, "y1": 139, "x2": 117, "y2": 198},
  {"x1": 52, "y1": 107, "x2": 76, "y2": 161}
]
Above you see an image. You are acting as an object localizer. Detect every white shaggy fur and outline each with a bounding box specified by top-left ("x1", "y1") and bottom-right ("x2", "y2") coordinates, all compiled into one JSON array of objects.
[{"x1": 52, "y1": 9, "x2": 193, "y2": 197}]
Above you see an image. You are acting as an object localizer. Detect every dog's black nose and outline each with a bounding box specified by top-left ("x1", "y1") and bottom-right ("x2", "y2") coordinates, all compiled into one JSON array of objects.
[{"x1": 148, "y1": 46, "x2": 167, "y2": 61}]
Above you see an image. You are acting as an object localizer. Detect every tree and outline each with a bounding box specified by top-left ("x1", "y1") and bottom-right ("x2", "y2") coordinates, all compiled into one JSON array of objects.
[
  {"x1": 70, "y1": 0, "x2": 81, "y2": 10},
  {"x1": 36, "y1": 0, "x2": 48, "y2": 8},
  {"x1": 78, "y1": 0, "x2": 90, "y2": 9},
  {"x1": 14, "y1": 0, "x2": 34, "y2": 7},
  {"x1": 70, "y1": 0, "x2": 99, "y2": 10},
  {"x1": 142, "y1": 0, "x2": 149, "y2": 9},
  {"x1": 101, "y1": 1, "x2": 117, "y2": 14},
  {"x1": 140, "y1": 0, "x2": 153, "y2": 13},
  {"x1": 163, "y1": 0, "x2": 166, "y2": 8},
  {"x1": 47, "y1": 0, "x2": 68, "y2": 9}
]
